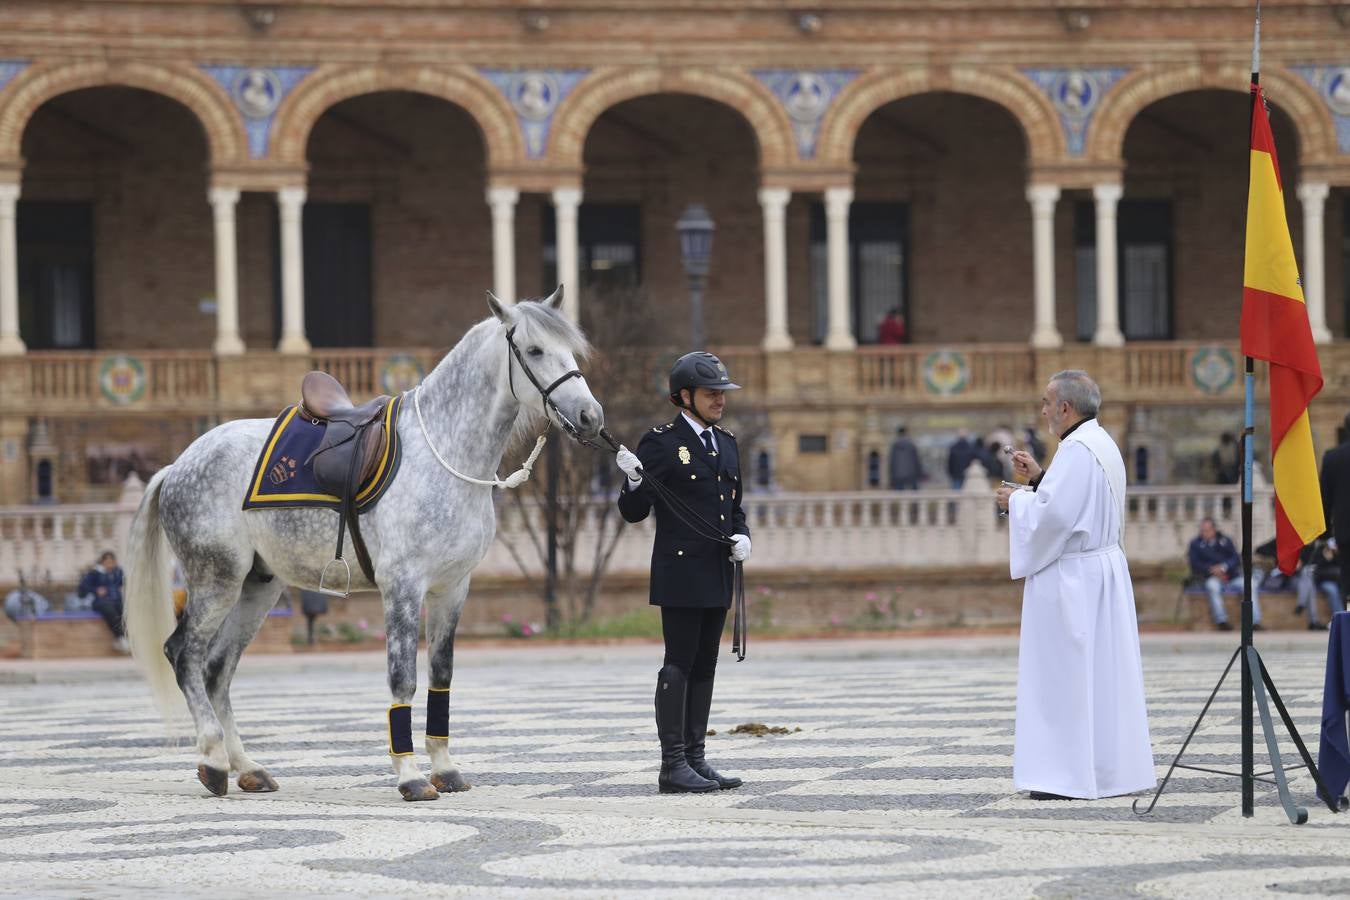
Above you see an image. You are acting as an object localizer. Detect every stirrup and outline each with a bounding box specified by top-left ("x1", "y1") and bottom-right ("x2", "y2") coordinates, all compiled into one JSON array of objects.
[{"x1": 318, "y1": 558, "x2": 351, "y2": 598}]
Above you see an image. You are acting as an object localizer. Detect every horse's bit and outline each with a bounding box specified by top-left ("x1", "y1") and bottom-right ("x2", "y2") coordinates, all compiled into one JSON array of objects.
[{"x1": 505, "y1": 324, "x2": 748, "y2": 659}]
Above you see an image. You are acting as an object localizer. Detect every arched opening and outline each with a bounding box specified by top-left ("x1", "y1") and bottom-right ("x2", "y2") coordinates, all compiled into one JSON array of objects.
[
  {"x1": 18, "y1": 87, "x2": 211, "y2": 349},
  {"x1": 1110, "y1": 89, "x2": 1303, "y2": 341},
  {"x1": 544, "y1": 93, "x2": 761, "y2": 344},
  {"x1": 836, "y1": 92, "x2": 1031, "y2": 344},
  {"x1": 302, "y1": 90, "x2": 490, "y2": 347}
]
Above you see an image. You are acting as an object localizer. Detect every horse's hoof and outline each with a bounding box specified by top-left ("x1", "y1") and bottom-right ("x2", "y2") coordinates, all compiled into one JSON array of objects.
[
  {"x1": 431, "y1": 770, "x2": 472, "y2": 793},
  {"x1": 197, "y1": 765, "x2": 229, "y2": 797},
  {"x1": 237, "y1": 770, "x2": 279, "y2": 793},
  {"x1": 399, "y1": 779, "x2": 440, "y2": 802}
]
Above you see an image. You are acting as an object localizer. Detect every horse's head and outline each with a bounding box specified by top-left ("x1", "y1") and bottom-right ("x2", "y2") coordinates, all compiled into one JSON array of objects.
[{"x1": 487, "y1": 286, "x2": 605, "y2": 444}]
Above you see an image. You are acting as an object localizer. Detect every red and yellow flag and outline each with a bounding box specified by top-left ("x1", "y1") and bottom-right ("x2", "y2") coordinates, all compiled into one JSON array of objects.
[{"x1": 1239, "y1": 83, "x2": 1324, "y2": 574}]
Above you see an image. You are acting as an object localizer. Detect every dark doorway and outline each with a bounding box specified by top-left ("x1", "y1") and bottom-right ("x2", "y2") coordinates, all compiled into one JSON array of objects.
[
  {"x1": 809, "y1": 202, "x2": 909, "y2": 344},
  {"x1": 1075, "y1": 199, "x2": 1174, "y2": 341},
  {"x1": 542, "y1": 203, "x2": 642, "y2": 292},
  {"x1": 17, "y1": 201, "x2": 95, "y2": 349},
  {"x1": 294, "y1": 202, "x2": 374, "y2": 347}
]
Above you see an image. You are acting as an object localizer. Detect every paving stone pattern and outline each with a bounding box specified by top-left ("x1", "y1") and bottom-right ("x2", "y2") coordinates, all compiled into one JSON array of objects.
[{"x1": 0, "y1": 639, "x2": 1345, "y2": 898}]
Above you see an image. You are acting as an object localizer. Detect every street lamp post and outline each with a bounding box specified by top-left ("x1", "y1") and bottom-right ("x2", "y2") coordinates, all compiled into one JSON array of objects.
[{"x1": 676, "y1": 203, "x2": 715, "y2": 349}]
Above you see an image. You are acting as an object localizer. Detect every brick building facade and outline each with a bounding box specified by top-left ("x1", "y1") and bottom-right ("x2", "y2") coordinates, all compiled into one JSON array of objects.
[{"x1": 2, "y1": 1, "x2": 1350, "y2": 500}]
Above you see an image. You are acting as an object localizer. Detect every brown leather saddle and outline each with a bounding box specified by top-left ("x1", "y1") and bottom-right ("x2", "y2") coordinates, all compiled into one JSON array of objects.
[
  {"x1": 297, "y1": 371, "x2": 392, "y2": 593},
  {"x1": 298, "y1": 371, "x2": 391, "y2": 490}
]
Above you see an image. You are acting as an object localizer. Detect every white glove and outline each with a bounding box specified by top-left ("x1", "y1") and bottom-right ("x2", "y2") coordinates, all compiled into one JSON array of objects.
[
  {"x1": 729, "y1": 534, "x2": 751, "y2": 562},
  {"x1": 616, "y1": 446, "x2": 642, "y2": 485}
]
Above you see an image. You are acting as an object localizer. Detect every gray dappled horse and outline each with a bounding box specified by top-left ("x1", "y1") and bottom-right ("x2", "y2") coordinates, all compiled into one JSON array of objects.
[{"x1": 123, "y1": 288, "x2": 602, "y2": 801}]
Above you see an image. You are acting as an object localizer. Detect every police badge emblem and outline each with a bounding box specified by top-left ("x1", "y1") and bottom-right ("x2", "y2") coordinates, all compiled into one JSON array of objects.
[{"x1": 678, "y1": 446, "x2": 692, "y2": 465}]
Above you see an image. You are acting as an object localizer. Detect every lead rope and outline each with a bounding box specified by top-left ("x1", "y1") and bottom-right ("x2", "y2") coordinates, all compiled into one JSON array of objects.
[
  {"x1": 597, "y1": 426, "x2": 748, "y2": 661},
  {"x1": 414, "y1": 385, "x2": 547, "y2": 489}
]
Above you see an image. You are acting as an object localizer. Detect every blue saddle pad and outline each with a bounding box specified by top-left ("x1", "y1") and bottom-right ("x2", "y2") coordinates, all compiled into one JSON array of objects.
[{"x1": 242, "y1": 394, "x2": 403, "y2": 512}]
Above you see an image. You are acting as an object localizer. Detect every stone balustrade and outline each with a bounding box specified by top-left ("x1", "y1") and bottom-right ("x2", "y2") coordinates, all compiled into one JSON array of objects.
[
  {"x1": 6, "y1": 340, "x2": 1343, "y2": 417},
  {"x1": 2, "y1": 473, "x2": 1272, "y2": 590}
]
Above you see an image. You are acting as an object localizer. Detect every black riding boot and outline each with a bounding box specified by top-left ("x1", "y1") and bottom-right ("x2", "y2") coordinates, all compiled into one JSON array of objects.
[
  {"x1": 655, "y1": 665, "x2": 718, "y2": 794},
  {"x1": 685, "y1": 677, "x2": 742, "y2": 789}
]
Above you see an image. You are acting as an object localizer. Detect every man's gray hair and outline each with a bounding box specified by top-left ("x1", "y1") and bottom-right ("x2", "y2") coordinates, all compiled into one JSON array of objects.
[{"x1": 1049, "y1": 369, "x2": 1101, "y2": 417}]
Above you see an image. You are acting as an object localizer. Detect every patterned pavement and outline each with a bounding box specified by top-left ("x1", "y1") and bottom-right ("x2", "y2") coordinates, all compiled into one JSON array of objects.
[{"x1": 0, "y1": 634, "x2": 1346, "y2": 898}]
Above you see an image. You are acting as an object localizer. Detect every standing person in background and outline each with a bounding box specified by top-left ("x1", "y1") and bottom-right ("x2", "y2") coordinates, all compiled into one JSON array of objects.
[
  {"x1": 1320, "y1": 412, "x2": 1350, "y2": 605},
  {"x1": 1213, "y1": 432, "x2": 1240, "y2": 485},
  {"x1": 877, "y1": 308, "x2": 907, "y2": 344},
  {"x1": 299, "y1": 589, "x2": 329, "y2": 645},
  {"x1": 889, "y1": 425, "x2": 923, "y2": 490},
  {"x1": 947, "y1": 430, "x2": 976, "y2": 489}
]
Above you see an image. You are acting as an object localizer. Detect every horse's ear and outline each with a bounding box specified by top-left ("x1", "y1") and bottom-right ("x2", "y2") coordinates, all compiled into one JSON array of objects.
[
  {"x1": 542, "y1": 284, "x2": 564, "y2": 310},
  {"x1": 486, "y1": 290, "x2": 512, "y2": 322}
]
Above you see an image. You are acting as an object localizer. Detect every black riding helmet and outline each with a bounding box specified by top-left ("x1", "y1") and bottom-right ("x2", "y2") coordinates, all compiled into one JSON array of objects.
[{"x1": 668, "y1": 351, "x2": 741, "y2": 405}]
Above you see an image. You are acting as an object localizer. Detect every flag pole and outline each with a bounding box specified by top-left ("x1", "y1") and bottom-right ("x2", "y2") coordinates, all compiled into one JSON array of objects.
[
  {"x1": 1134, "y1": 0, "x2": 1343, "y2": 824},
  {"x1": 1239, "y1": 0, "x2": 1260, "y2": 820}
]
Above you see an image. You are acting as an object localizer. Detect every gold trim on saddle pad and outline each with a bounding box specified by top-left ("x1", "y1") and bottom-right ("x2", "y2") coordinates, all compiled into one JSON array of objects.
[{"x1": 242, "y1": 393, "x2": 403, "y2": 512}]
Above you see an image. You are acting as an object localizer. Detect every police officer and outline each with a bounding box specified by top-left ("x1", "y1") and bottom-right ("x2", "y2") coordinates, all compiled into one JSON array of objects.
[{"x1": 615, "y1": 351, "x2": 751, "y2": 793}]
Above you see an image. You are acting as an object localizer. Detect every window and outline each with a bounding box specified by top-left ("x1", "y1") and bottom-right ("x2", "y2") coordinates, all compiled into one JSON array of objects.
[
  {"x1": 755, "y1": 449, "x2": 772, "y2": 489},
  {"x1": 798, "y1": 434, "x2": 828, "y2": 454},
  {"x1": 542, "y1": 203, "x2": 641, "y2": 291},
  {"x1": 17, "y1": 202, "x2": 95, "y2": 349},
  {"x1": 809, "y1": 202, "x2": 909, "y2": 344},
  {"x1": 303, "y1": 203, "x2": 374, "y2": 347},
  {"x1": 274, "y1": 202, "x2": 374, "y2": 347},
  {"x1": 1074, "y1": 199, "x2": 1173, "y2": 341}
]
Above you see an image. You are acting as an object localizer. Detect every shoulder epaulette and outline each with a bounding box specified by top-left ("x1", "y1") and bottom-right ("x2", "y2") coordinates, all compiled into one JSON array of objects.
[
  {"x1": 714, "y1": 424, "x2": 736, "y2": 439},
  {"x1": 652, "y1": 423, "x2": 674, "y2": 433}
]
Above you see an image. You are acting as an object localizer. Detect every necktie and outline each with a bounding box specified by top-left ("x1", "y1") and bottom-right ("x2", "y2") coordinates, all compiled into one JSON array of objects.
[{"x1": 701, "y1": 430, "x2": 716, "y2": 455}]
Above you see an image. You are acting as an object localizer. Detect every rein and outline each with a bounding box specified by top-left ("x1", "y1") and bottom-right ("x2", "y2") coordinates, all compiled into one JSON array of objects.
[
  {"x1": 596, "y1": 426, "x2": 748, "y2": 662},
  {"x1": 411, "y1": 324, "x2": 592, "y2": 490},
  {"x1": 413, "y1": 323, "x2": 748, "y2": 658}
]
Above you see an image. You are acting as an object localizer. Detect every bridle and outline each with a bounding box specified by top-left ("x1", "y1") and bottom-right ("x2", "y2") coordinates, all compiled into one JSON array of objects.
[
  {"x1": 421, "y1": 322, "x2": 748, "y2": 659},
  {"x1": 504, "y1": 324, "x2": 607, "y2": 450}
]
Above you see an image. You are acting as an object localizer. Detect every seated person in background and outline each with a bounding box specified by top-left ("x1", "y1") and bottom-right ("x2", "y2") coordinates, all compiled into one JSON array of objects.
[
  {"x1": 1187, "y1": 518, "x2": 1262, "y2": 631},
  {"x1": 1297, "y1": 537, "x2": 1344, "y2": 631},
  {"x1": 79, "y1": 550, "x2": 128, "y2": 653}
]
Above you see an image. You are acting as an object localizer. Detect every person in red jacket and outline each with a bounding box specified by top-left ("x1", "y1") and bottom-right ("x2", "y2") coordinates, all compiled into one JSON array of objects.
[{"x1": 877, "y1": 307, "x2": 907, "y2": 344}]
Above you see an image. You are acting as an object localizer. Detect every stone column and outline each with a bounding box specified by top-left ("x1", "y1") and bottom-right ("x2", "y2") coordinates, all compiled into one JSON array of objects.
[
  {"x1": 824, "y1": 185, "x2": 855, "y2": 350},
  {"x1": 209, "y1": 187, "x2": 244, "y2": 355},
  {"x1": 0, "y1": 183, "x2": 23, "y2": 356},
  {"x1": 277, "y1": 186, "x2": 310, "y2": 354},
  {"x1": 1026, "y1": 184, "x2": 1062, "y2": 349},
  {"x1": 1297, "y1": 181, "x2": 1332, "y2": 344},
  {"x1": 759, "y1": 187, "x2": 793, "y2": 351},
  {"x1": 1091, "y1": 183, "x2": 1124, "y2": 347},
  {"x1": 487, "y1": 185, "x2": 519, "y2": 303},
  {"x1": 551, "y1": 186, "x2": 582, "y2": 322}
]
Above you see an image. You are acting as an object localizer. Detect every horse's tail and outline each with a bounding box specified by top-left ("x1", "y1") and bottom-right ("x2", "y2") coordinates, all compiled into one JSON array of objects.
[{"x1": 124, "y1": 465, "x2": 187, "y2": 722}]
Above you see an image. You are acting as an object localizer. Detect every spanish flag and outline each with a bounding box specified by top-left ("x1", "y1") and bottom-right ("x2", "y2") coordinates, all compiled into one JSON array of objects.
[{"x1": 1239, "y1": 83, "x2": 1324, "y2": 574}]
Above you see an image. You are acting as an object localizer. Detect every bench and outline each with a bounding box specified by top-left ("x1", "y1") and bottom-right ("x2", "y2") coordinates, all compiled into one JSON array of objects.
[
  {"x1": 2, "y1": 607, "x2": 295, "y2": 659},
  {"x1": 1174, "y1": 570, "x2": 1297, "y2": 625}
]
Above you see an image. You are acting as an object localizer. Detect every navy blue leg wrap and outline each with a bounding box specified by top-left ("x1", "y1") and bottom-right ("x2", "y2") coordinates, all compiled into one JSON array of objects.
[
  {"x1": 427, "y1": 688, "x2": 450, "y2": 740},
  {"x1": 388, "y1": 704, "x2": 414, "y2": 756}
]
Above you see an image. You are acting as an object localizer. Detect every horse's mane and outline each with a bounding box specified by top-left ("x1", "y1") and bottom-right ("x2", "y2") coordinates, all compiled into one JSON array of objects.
[{"x1": 510, "y1": 298, "x2": 593, "y2": 362}]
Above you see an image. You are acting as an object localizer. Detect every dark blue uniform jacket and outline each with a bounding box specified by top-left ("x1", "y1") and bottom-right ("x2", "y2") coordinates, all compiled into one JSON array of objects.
[
  {"x1": 617, "y1": 416, "x2": 749, "y2": 608},
  {"x1": 1319, "y1": 611, "x2": 1350, "y2": 804}
]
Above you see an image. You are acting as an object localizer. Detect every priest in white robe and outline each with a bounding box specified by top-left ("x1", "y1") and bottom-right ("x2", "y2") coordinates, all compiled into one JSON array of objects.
[{"x1": 995, "y1": 370, "x2": 1155, "y2": 800}]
